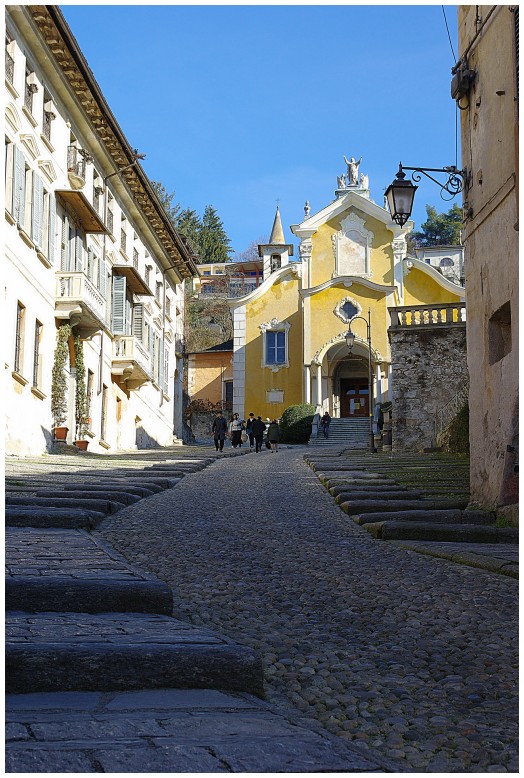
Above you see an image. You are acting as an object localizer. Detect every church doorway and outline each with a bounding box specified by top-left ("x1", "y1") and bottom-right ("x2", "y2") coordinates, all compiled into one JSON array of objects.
[{"x1": 340, "y1": 378, "x2": 370, "y2": 418}]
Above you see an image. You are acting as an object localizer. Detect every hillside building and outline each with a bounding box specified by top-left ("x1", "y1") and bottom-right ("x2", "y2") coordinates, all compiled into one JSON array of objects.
[{"x1": 5, "y1": 5, "x2": 197, "y2": 455}]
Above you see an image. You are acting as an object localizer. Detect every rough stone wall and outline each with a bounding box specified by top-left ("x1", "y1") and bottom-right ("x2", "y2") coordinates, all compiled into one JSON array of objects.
[{"x1": 390, "y1": 325, "x2": 468, "y2": 451}]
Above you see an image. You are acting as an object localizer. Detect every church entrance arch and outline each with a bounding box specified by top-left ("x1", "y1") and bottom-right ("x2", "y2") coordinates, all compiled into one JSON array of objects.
[{"x1": 325, "y1": 342, "x2": 372, "y2": 419}]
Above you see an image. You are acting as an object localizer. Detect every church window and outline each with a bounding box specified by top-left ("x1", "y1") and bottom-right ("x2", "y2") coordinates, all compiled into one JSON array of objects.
[
  {"x1": 266, "y1": 330, "x2": 286, "y2": 365},
  {"x1": 340, "y1": 300, "x2": 358, "y2": 322}
]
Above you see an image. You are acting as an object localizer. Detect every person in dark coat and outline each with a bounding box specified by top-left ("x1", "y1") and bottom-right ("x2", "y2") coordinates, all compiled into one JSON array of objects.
[
  {"x1": 267, "y1": 419, "x2": 280, "y2": 452},
  {"x1": 252, "y1": 416, "x2": 266, "y2": 453},
  {"x1": 245, "y1": 413, "x2": 256, "y2": 449},
  {"x1": 320, "y1": 411, "x2": 331, "y2": 439},
  {"x1": 211, "y1": 411, "x2": 228, "y2": 452}
]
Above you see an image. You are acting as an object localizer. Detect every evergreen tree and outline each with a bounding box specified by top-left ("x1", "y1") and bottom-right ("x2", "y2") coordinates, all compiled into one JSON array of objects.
[
  {"x1": 199, "y1": 205, "x2": 232, "y2": 264},
  {"x1": 150, "y1": 181, "x2": 180, "y2": 225},
  {"x1": 177, "y1": 208, "x2": 203, "y2": 258},
  {"x1": 411, "y1": 203, "x2": 463, "y2": 247}
]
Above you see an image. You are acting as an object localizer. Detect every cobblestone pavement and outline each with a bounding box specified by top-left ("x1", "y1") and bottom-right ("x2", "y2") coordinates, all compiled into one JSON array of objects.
[{"x1": 99, "y1": 447, "x2": 519, "y2": 773}]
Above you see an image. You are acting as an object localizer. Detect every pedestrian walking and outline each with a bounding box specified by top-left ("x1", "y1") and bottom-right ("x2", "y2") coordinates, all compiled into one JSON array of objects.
[
  {"x1": 320, "y1": 411, "x2": 331, "y2": 439},
  {"x1": 229, "y1": 413, "x2": 244, "y2": 449},
  {"x1": 245, "y1": 413, "x2": 256, "y2": 449},
  {"x1": 252, "y1": 416, "x2": 266, "y2": 453},
  {"x1": 211, "y1": 411, "x2": 228, "y2": 452},
  {"x1": 267, "y1": 419, "x2": 280, "y2": 452}
]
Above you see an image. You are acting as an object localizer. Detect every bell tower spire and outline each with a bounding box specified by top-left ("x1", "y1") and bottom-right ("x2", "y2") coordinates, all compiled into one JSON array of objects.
[{"x1": 258, "y1": 205, "x2": 294, "y2": 281}]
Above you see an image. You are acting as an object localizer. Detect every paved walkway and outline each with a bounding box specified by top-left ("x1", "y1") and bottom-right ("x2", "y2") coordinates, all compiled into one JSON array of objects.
[{"x1": 99, "y1": 446, "x2": 518, "y2": 772}]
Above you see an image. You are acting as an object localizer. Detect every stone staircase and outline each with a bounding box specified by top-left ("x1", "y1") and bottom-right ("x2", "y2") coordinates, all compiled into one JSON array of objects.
[{"x1": 309, "y1": 417, "x2": 370, "y2": 448}]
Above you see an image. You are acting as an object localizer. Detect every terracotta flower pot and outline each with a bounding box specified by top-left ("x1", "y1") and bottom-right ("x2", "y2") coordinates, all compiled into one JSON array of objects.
[
  {"x1": 74, "y1": 440, "x2": 89, "y2": 451},
  {"x1": 53, "y1": 426, "x2": 69, "y2": 441}
]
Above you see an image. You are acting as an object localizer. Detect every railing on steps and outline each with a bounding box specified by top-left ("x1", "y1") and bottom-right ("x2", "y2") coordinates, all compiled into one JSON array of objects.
[{"x1": 435, "y1": 380, "x2": 470, "y2": 440}]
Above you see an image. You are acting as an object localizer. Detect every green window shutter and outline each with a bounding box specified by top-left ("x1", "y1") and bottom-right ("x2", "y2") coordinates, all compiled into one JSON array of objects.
[
  {"x1": 87, "y1": 247, "x2": 95, "y2": 283},
  {"x1": 163, "y1": 344, "x2": 169, "y2": 395},
  {"x1": 13, "y1": 146, "x2": 26, "y2": 227},
  {"x1": 60, "y1": 213, "x2": 70, "y2": 270},
  {"x1": 111, "y1": 275, "x2": 126, "y2": 334},
  {"x1": 32, "y1": 172, "x2": 44, "y2": 249},
  {"x1": 48, "y1": 195, "x2": 55, "y2": 264},
  {"x1": 132, "y1": 304, "x2": 143, "y2": 340},
  {"x1": 98, "y1": 258, "x2": 107, "y2": 299},
  {"x1": 75, "y1": 233, "x2": 84, "y2": 272}
]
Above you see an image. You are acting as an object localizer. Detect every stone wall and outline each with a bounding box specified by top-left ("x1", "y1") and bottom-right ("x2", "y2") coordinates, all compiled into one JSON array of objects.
[{"x1": 389, "y1": 324, "x2": 468, "y2": 451}]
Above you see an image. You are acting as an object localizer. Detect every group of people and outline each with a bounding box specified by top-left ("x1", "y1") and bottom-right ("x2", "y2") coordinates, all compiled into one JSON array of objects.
[{"x1": 211, "y1": 412, "x2": 280, "y2": 453}]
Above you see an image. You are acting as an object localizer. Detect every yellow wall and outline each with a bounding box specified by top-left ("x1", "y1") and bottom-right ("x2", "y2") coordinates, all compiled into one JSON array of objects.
[
  {"x1": 243, "y1": 276, "x2": 303, "y2": 418},
  {"x1": 310, "y1": 213, "x2": 395, "y2": 288},
  {"x1": 189, "y1": 352, "x2": 233, "y2": 404},
  {"x1": 403, "y1": 269, "x2": 462, "y2": 306}
]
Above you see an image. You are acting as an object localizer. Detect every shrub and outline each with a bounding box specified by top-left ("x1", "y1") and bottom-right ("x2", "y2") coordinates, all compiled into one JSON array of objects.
[
  {"x1": 51, "y1": 324, "x2": 72, "y2": 427},
  {"x1": 279, "y1": 403, "x2": 316, "y2": 443}
]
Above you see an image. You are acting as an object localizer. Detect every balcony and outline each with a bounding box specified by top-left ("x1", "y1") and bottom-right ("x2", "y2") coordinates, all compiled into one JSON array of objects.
[
  {"x1": 55, "y1": 272, "x2": 107, "y2": 334},
  {"x1": 111, "y1": 335, "x2": 152, "y2": 388},
  {"x1": 67, "y1": 145, "x2": 88, "y2": 190},
  {"x1": 389, "y1": 303, "x2": 466, "y2": 329}
]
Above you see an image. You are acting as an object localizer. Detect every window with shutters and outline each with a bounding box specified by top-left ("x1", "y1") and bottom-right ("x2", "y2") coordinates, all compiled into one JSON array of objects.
[
  {"x1": 111, "y1": 275, "x2": 127, "y2": 334},
  {"x1": 163, "y1": 344, "x2": 169, "y2": 395},
  {"x1": 5, "y1": 139, "x2": 15, "y2": 216},
  {"x1": 132, "y1": 304, "x2": 144, "y2": 341},
  {"x1": 32, "y1": 320, "x2": 43, "y2": 388},
  {"x1": 13, "y1": 145, "x2": 27, "y2": 229},
  {"x1": 31, "y1": 172, "x2": 44, "y2": 250},
  {"x1": 14, "y1": 302, "x2": 25, "y2": 376}
]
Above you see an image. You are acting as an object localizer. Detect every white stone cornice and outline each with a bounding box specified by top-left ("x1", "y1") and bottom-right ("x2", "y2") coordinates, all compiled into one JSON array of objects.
[
  {"x1": 300, "y1": 275, "x2": 396, "y2": 299},
  {"x1": 403, "y1": 258, "x2": 465, "y2": 297},
  {"x1": 291, "y1": 190, "x2": 410, "y2": 235},
  {"x1": 37, "y1": 159, "x2": 58, "y2": 183}
]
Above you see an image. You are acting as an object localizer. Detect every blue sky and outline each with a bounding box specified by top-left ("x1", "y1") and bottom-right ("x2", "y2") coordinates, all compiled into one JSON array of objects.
[{"x1": 61, "y1": 4, "x2": 460, "y2": 256}]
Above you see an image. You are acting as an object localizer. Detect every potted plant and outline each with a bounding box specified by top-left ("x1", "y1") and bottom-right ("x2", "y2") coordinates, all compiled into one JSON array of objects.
[
  {"x1": 51, "y1": 324, "x2": 72, "y2": 440},
  {"x1": 73, "y1": 334, "x2": 90, "y2": 450}
]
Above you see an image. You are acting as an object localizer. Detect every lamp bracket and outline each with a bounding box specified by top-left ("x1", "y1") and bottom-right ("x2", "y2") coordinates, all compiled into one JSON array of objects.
[{"x1": 399, "y1": 164, "x2": 467, "y2": 201}]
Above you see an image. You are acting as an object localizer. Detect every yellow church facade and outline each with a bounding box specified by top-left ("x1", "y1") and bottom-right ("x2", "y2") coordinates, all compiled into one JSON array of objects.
[{"x1": 230, "y1": 164, "x2": 464, "y2": 421}]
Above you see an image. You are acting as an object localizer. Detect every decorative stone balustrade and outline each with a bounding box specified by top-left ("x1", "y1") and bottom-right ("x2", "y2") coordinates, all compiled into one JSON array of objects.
[
  {"x1": 55, "y1": 271, "x2": 106, "y2": 328},
  {"x1": 112, "y1": 335, "x2": 151, "y2": 377},
  {"x1": 389, "y1": 303, "x2": 466, "y2": 329}
]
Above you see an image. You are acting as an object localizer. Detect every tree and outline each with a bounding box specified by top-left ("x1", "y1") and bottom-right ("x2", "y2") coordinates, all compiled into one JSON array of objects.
[
  {"x1": 232, "y1": 236, "x2": 267, "y2": 263},
  {"x1": 176, "y1": 208, "x2": 202, "y2": 257},
  {"x1": 199, "y1": 205, "x2": 232, "y2": 264},
  {"x1": 410, "y1": 203, "x2": 463, "y2": 247},
  {"x1": 150, "y1": 181, "x2": 181, "y2": 226}
]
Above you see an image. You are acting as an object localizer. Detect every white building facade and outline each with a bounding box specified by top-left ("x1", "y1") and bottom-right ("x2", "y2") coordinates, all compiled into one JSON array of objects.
[{"x1": 5, "y1": 6, "x2": 197, "y2": 456}]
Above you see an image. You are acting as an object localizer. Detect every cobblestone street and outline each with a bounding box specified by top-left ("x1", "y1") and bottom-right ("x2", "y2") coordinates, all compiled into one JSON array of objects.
[{"x1": 99, "y1": 447, "x2": 518, "y2": 773}]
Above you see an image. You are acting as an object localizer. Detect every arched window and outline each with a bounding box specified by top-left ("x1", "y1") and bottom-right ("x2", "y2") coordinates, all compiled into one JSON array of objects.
[{"x1": 440, "y1": 257, "x2": 454, "y2": 268}]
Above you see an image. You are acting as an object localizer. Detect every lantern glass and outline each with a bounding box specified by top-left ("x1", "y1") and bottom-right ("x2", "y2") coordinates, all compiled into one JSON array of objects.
[
  {"x1": 345, "y1": 331, "x2": 355, "y2": 350},
  {"x1": 385, "y1": 177, "x2": 417, "y2": 226}
]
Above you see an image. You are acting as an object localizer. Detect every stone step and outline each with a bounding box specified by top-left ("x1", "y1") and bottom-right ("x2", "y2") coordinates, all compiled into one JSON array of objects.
[
  {"x1": 329, "y1": 483, "x2": 411, "y2": 495},
  {"x1": 324, "y1": 477, "x2": 398, "y2": 489},
  {"x1": 61, "y1": 483, "x2": 159, "y2": 497},
  {"x1": 362, "y1": 521, "x2": 519, "y2": 544},
  {"x1": 6, "y1": 612, "x2": 263, "y2": 697},
  {"x1": 5, "y1": 528, "x2": 173, "y2": 615},
  {"x1": 352, "y1": 509, "x2": 495, "y2": 526},
  {"x1": 339, "y1": 498, "x2": 470, "y2": 515},
  {"x1": 6, "y1": 496, "x2": 125, "y2": 515},
  {"x1": 334, "y1": 490, "x2": 422, "y2": 501},
  {"x1": 5, "y1": 508, "x2": 106, "y2": 529},
  {"x1": 5, "y1": 688, "x2": 388, "y2": 774},
  {"x1": 35, "y1": 490, "x2": 142, "y2": 506}
]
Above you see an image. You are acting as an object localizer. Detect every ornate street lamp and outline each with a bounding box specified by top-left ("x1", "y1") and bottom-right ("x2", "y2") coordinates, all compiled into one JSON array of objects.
[
  {"x1": 385, "y1": 162, "x2": 467, "y2": 227},
  {"x1": 345, "y1": 310, "x2": 376, "y2": 454}
]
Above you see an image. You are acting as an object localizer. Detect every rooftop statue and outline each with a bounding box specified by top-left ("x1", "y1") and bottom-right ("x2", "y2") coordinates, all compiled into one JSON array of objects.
[
  {"x1": 337, "y1": 173, "x2": 347, "y2": 190},
  {"x1": 343, "y1": 155, "x2": 362, "y2": 185},
  {"x1": 360, "y1": 172, "x2": 369, "y2": 189}
]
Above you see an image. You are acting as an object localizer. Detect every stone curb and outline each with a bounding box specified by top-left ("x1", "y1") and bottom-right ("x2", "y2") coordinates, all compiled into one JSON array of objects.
[
  {"x1": 391, "y1": 541, "x2": 519, "y2": 579},
  {"x1": 6, "y1": 508, "x2": 106, "y2": 529},
  {"x1": 361, "y1": 520, "x2": 519, "y2": 544}
]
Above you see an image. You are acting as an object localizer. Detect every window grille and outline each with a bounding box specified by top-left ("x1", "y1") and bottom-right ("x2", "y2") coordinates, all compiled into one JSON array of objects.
[
  {"x1": 5, "y1": 39, "x2": 14, "y2": 84},
  {"x1": 133, "y1": 247, "x2": 139, "y2": 270},
  {"x1": 120, "y1": 220, "x2": 127, "y2": 255}
]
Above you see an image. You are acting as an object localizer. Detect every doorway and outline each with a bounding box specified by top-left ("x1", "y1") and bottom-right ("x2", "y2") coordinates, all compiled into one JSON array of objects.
[{"x1": 340, "y1": 378, "x2": 369, "y2": 417}]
